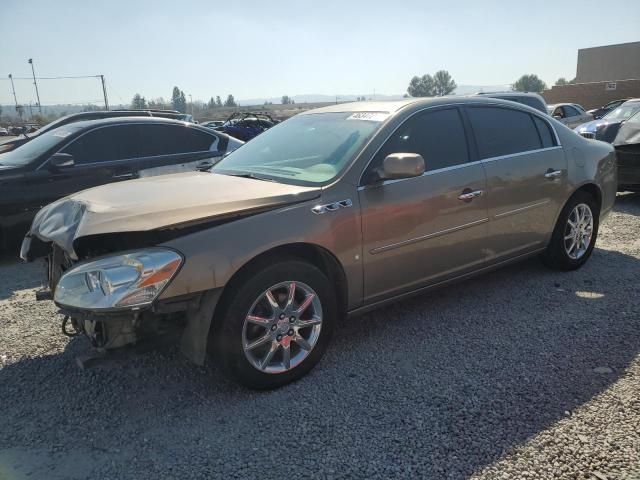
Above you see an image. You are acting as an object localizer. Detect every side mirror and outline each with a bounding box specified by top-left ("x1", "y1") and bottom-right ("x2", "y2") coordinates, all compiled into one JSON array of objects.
[
  {"x1": 379, "y1": 153, "x2": 425, "y2": 180},
  {"x1": 49, "y1": 153, "x2": 75, "y2": 168}
]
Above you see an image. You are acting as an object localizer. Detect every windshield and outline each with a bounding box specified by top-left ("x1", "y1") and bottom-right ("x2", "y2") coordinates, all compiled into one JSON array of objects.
[
  {"x1": 212, "y1": 112, "x2": 385, "y2": 185},
  {"x1": 604, "y1": 103, "x2": 640, "y2": 121},
  {"x1": 0, "y1": 125, "x2": 81, "y2": 166}
]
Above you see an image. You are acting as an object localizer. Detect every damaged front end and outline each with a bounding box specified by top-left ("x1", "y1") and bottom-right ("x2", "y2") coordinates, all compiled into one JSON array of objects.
[{"x1": 20, "y1": 200, "x2": 220, "y2": 365}]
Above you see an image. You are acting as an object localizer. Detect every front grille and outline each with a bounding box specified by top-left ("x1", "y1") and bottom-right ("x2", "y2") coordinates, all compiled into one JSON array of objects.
[{"x1": 580, "y1": 132, "x2": 596, "y2": 140}]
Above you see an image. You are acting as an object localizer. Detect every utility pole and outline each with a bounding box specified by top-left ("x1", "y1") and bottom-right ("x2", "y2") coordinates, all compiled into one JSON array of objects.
[
  {"x1": 8, "y1": 74, "x2": 18, "y2": 110},
  {"x1": 27, "y1": 58, "x2": 42, "y2": 113},
  {"x1": 100, "y1": 75, "x2": 109, "y2": 110},
  {"x1": 189, "y1": 94, "x2": 194, "y2": 116},
  {"x1": 28, "y1": 102, "x2": 33, "y2": 118}
]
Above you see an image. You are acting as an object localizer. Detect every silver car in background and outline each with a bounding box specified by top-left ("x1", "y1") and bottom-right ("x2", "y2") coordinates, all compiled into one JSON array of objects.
[{"x1": 548, "y1": 103, "x2": 593, "y2": 128}]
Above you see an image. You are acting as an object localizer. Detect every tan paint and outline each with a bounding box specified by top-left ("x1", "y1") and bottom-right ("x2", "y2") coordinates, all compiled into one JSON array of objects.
[{"x1": 31, "y1": 97, "x2": 617, "y2": 316}]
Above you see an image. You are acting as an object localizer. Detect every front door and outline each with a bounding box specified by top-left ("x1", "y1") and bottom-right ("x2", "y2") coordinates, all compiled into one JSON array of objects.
[
  {"x1": 465, "y1": 105, "x2": 568, "y2": 261},
  {"x1": 358, "y1": 107, "x2": 489, "y2": 304}
]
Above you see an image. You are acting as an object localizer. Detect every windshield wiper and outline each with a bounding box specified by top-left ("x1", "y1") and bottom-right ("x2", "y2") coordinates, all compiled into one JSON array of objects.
[{"x1": 220, "y1": 172, "x2": 277, "y2": 182}]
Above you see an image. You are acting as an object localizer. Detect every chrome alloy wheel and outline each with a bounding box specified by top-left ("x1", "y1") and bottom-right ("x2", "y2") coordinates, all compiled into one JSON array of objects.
[
  {"x1": 242, "y1": 281, "x2": 323, "y2": 374},
  {"x1": 564, "y1": 203, "x2": 594, "y2": 260}
]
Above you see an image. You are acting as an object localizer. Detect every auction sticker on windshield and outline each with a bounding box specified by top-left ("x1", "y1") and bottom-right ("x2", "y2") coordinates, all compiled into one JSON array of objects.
[{"x1": 347, "y1": 112, "x2": 390, "y2": 122}]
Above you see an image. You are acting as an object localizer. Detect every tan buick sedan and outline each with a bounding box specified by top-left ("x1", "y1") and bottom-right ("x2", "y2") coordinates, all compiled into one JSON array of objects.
[{"x1": 22, "y1": 97, "x2": 617, "y2": 389}]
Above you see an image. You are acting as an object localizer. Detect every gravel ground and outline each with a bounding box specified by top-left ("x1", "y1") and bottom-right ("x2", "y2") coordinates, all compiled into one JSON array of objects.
[{"x1": 1, "y1": 193, "x2": 639, "y2": 480}]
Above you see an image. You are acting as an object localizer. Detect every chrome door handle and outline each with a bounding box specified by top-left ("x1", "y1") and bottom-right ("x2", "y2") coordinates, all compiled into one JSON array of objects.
[
  {"x1": 458, "y1": 189, "x2": 483, "y2": 202},
  {"x1": 113, "y1": 172, "x2": 136, "y2": 179},
  {"x1": 544, "y1": 169, "x2": 562, "y2": 179}
]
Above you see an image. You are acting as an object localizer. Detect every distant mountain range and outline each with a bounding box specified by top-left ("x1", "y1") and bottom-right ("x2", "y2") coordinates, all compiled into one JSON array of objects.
[{"x1": 238, "y1": 85, "x2": 512, "y2": 105}]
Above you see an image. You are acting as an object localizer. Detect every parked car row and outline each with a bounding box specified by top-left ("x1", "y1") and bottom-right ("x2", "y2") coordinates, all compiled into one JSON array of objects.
[
  {"x1": 574, "y1": 98, "x2": 640, "y2": 191},
  {"x1": 20, "y1": 96, "x2": 617, "y2": 389}
]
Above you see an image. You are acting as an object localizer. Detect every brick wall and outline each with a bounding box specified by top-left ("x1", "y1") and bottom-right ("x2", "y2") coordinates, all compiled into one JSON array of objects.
[{"x1": 541, "y1": 79, "x2": 640, "y2": 110}]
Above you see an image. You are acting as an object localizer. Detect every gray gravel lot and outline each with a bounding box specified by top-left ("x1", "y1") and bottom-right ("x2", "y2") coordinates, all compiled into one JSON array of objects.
[{"x1": 1, "y1": 194, "x2": 639, "y2": 480}]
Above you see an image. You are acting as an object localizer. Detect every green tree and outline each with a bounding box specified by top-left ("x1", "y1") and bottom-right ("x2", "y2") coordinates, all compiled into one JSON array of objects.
[
  {"x1": 171, "y1": 86, "x2": 187, "y2": 113},
  {"x1": 281, "y1": 95, "x2": 291, "y2": 105},
  {"x1": 407, "y1": 74, "x2": 435, "y2": 97},
  {"x1": 224, "y1": 94, "x2": 236, "y2": 107},
  {"x1": 555, "y1": 77, "x2": 568, "y2": 86},
  {"x1": 207, "y1": 97, "x2": 216, "y2": 109},
  {"x1": 513, "y1": 74, "x2": 547, "y2": 93},
  {"x1": 0, "y1": 104, "x2": 3, "y2": 118},
  {"x1": 433, "y1": 70, "x2": 457, "y2": 96},
  {"x1": 216, "y1": 96, "x2": 222, "y2": 107},
  {"x1": 131, "y1": 93, "x2": 147, "y2": 109}
]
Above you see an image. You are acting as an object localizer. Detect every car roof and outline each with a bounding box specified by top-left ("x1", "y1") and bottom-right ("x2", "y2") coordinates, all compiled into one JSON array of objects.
[
  {"x1": 52, "y1": 116, "x2": 197, "y2": 130},
  {"x1": 301, "y1": 96, "x2": 546, "y2": 115},
  {"x1": 476, "y1": 91, "x2": 543, "y2": 98}
]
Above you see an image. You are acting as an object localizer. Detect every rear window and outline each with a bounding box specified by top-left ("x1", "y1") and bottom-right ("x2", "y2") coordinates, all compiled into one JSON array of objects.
[
  {"x1": 533, "y1": 116, "x2": 556, "y2": 148},
  {"x1": 467, "y1": 106, "x2": 542, "y2": 159},
  {"x1": 137, "y1": 125, "x2": 216, "y2": 157}
]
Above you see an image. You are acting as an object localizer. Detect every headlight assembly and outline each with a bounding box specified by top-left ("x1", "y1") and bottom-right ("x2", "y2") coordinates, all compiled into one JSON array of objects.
[{"x1": 54, "y1": 248, "x2": 183, "y2": 310}]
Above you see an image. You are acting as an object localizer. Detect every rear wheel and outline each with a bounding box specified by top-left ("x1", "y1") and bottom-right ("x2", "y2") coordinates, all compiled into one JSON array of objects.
[
  {"x1": 212, "y1": 259, "x2": 336, "y2": 389},
  {"x1": 542, "y1": 191, "x2": 599, "y2": 270}
]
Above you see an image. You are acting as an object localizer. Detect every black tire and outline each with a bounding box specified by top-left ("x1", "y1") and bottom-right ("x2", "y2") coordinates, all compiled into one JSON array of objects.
[
  {"x1": 211, "y1": 259, "x2": 336, "y2": 390},
  {"x1": 542, "y1": 190, "x2": 600, "y2": 271}
]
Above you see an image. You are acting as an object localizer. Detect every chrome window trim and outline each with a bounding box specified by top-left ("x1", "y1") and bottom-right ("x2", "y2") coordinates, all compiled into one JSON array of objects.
[
  {"x1": 357, "y1": 101, "x2": 562, "y2": 187},
  {"x1": 35, "y1": 121, "x2": 218, "y2": 171},
  {"x1": 357, "y1": 159, "x2": 484, "y2": 191},
  {"x1": 479, "y1": 145, "x2": 563, "y2": 164},
  {"x1": 357, "y1": 145, "x2": 562, "y2": 191}
]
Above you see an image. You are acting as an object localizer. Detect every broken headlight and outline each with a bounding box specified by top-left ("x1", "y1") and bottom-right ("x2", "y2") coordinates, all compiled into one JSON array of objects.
[{"x1": 54, "y1": 248, "x2": 183, "y2": 310}]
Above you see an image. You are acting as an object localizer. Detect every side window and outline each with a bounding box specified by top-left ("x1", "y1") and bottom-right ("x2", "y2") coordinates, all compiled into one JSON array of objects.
[
  {"x1": 467, "y1": 106, "x2": 542, "y2": 159},
  {"x1": 138, "y1": 125, "x2": 217, "y2": 156},
  {"x1": 185, "y1": 128, "x2": 218, "y2": 151},
  {"x1": 61, "y1": 125, "x2": 139, "y2": 163},
  {"x1": 553, "y1": 107, "x2": 565, "y2": 118},
  {"x1": 563, "y1": 105, "x2": 580, "y2": 117},
  {"x1": 533, "y1": 116, "x2": 556, "y2": 148},
  {"x1": 369, "y1": 108, "x2": 469, "y2": 177}
]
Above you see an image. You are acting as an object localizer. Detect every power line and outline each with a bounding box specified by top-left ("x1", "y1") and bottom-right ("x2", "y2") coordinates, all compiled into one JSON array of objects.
[{"x1": 0, "y1": 75, "x2": 102, "y2": 81}]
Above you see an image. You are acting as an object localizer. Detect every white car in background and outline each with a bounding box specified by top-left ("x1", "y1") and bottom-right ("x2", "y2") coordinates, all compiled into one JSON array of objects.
[
  {"x1": 547, "y1": 103, "x2": 593, "y2": 128},
  {"x1": 0, "y1": 127, "x2": 8, "y2": 136}
]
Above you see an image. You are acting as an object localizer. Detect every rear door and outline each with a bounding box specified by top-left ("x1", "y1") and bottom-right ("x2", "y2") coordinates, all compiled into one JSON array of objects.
[
  {"x1": 358, "y1": 107, "x2": 489, "y2": 304},
  {"x1": 466, "y1": 105, "x2": 567, "y2": 261},
  {"x1": 135, "y1": 124, "x2": 223, "y2": 177}
]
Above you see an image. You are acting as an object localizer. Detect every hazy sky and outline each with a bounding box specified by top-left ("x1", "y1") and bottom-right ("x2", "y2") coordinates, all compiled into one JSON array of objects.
[{"x1": 1, "y1": 0, "x2": 639, "y2": 106}]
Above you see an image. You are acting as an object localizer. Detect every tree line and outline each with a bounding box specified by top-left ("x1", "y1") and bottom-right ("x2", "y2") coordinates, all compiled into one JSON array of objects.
[
  {"x1": 130, "y1": 87, "x2": 238, "y2": 113},
  {"x1": 406, "y1": 70, "x2": 578, "y2": 97}
]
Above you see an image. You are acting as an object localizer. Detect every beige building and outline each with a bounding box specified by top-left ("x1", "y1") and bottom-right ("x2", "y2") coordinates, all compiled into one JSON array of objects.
[
  {"x1": 542, "y1": 41, "x2": 640, "y2": 110},
  {"x1": 576, "y1": 41, "x2": 640, "y2": 83}
]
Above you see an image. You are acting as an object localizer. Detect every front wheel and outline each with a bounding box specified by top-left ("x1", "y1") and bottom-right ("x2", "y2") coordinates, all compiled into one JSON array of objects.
[
  {"x1": 542, "y1": 191, "x2": 599, "y2": 271},
  {"x1": 212, "y1": 259, "x2": 336, "y2": 389}
]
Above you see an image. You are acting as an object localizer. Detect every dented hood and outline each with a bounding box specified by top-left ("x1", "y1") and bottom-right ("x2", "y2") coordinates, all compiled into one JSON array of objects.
[{"x1": 29, "y1": 171, "x2": 320, "y2": 256}]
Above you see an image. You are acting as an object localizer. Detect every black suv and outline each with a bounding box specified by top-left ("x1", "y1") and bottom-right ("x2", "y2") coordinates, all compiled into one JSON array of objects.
[{"x1": 0, "y1": 116, "x2": 242, "y2": 250}]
